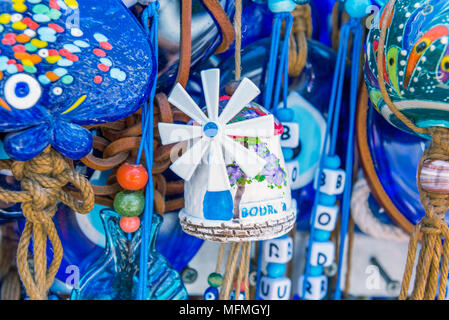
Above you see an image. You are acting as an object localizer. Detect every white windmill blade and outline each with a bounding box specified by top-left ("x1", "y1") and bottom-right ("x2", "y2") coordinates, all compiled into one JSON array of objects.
[
  {"x1": 158, "y1": 123, "x2": 203, "y2": 145},
  {"x1": 218, "y1": 78, "x2": 261, "y2": 125},
  {"x1": 224, "y1": 115, "x2": 275, "y2": 138},
  {"x1": 168, "y1": 83, "x2": 210, "y2": 124},
  {"x1": 207, "y1": 139, "x2": 231, "y2": 192},
  {"x1": 201, "y1": 69, "x2": 220, "y2": 122},
  {"x1": 170, "y1": 138, "x2": 210, "y2": 181},
  {"x1": 221, "y1": 135, "x2": 266, "y2": 178}
]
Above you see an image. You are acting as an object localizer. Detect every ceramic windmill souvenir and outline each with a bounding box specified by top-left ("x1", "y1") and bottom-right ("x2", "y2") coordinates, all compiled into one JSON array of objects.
[
  {"x1": 365, "y1": 0, "x2": 449, "y2": 300},
  {"x1": 158, "y1": 68, "x2": 295, "y2": 242},
  {"x1": 0, "y1": 0, "x2": 153, "y2": 300}
]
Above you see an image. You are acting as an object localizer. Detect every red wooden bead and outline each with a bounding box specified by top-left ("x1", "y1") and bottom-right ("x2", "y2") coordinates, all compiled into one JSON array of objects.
[
  {"x1": 119, "y1": 216, "x2": 140, "y2": 233},
  {"x1": 116, "y1": 163, "x2": 149, "y2": 190}
]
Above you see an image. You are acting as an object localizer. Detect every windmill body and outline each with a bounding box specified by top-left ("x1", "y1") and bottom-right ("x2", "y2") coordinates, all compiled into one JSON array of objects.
[{"x1": 158, "y1": 69, "x2": 296, "y2": 242}]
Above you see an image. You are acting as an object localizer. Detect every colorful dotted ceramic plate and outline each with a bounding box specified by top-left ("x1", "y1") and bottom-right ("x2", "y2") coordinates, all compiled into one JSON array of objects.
[{"x1": 0, "y1": 0, "x2": 153, "y2": 160}]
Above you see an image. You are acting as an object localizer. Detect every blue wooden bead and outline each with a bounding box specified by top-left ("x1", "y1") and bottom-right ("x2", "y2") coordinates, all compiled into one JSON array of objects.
[
  {"x1": 267, "y1": 262, "x2": 287, "y2": 278},
  {"x1": 268, "y1": 0, "x2": 297, "y2": 13},
  {"x1": 344, "y1": 0, "x2": 372, "y2": 18},
  {"x1": 318, "y1": 193, "x2": 337, "y2": 206},
  {"x1": 309, "y1": 265, "x2": 324, "y2": 277},
  {"x1": 276, "y1": 108, "x2": 295, "y2": 122},
  {"x1": 204, "y1": 286, "x2": 219, "y2": 300},
  {"x1": 324, "y1": 155, "x2": 341, "y2": 169},
  {"x1": 282, "y1": 147, "x2": 294, "y2": 161},
  {"x1": 314, "y1": 230, "x2": 331, "y2": 242}
]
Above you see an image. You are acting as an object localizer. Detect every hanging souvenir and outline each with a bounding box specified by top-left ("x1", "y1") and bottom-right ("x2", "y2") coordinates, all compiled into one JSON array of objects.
[
  {"x1": 158, "y1": 68, "x2": 295, "y2": 242},
  {"x1": 0, "y1": 0, "x2": 154, "y2": 300},
  {"x1": 365, "y1": 0, "x2": 449, "y2": 300},
  {"x1": 71, "y1": 209, "x2": 188, "y2": 300},
  {"x1": 298, "y1": 0, "x2": 368, "y2": 300}
]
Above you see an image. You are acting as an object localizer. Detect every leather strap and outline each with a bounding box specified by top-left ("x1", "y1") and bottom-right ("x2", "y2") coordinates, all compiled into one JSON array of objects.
[
  {"x1": 176, "y1": 0, "x2": 193, "y2": 88},
  {"x1": 202, "y1": 0, "x2": 235, "y2": 54},
  {"x1": 81, "y1": 93, "x2": 188, "y2": 214}
]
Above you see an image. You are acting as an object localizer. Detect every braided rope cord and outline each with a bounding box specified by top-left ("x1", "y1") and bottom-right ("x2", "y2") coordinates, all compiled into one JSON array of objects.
[
  {"x1": 0, "y1": 146, "x2": 94, "y2": 300},
  {"x1": 376, "y1": 0, "x2": 449, "y2": 300},
  {"x1": 0, "y1": 223, "x2": 20, "y2": 300},
  {"x1": 288, "y1": 4, "x2": 312, "y2": 77}
]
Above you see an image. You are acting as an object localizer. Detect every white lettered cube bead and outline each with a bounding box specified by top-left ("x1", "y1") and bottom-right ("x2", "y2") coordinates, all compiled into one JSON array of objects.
[
  {"x1": 259, "y1": 276, "x2": 291, "y2": 300},
  {"x1": 263, "y1": 237, "x2": 293, "y2": 264},
  {"x1": 310, "y1": 241, "x2": 335, "y2": 267},
  {"x1": 280, "y1": 122, "x2": 300, "y2": 148},
  {"x1": 286, "y1": 160, "x2": 301, "y2": 190},
  {"x1": 298, "y1": 275, "x2": 327, "y2": 300},
  {"x1": 313, "y1": 204, "x2": 339, "y2": 231},
  {"x1": 314, "y1": 168, "x2": 346, "y2": 195}
]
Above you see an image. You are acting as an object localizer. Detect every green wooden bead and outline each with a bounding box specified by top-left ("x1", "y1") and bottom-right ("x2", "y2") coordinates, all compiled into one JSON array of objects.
[
  {"x1": 113, "y1": 190, "x2": 145, "y2": 217},
  {"x1": 207, "y1": 273, "x2": 223, "y2": 288}
]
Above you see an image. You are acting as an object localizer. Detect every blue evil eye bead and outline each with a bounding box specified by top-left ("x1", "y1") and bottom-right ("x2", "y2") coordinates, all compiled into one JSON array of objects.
[
  {"x1": 204, "y1": 286, "x2": 219, "y2": 300},
  {"x1": 344, "y1": 0, "x2": 372, "y2": 18},
  {"x1": 4, "y1": 74, "x2": 42, "y2": 110},
  {"x1": 267, "y1": 262, "x2": 287, "y2": 278},
  {"x1": 268, "y1": 0, "x2": 297, "y2": 13},
  {"x1": 230, "y1": 290, "x2": 245, "y2": 300},
  {"x1": 275, "y1": 108, "x2": 295, "y2": 122}
]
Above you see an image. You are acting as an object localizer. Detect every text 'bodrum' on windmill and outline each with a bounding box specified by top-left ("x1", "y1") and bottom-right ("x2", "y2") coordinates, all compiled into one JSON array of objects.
[{"x1": 158, "y1": 68, "x2": 296, "y2": 242}]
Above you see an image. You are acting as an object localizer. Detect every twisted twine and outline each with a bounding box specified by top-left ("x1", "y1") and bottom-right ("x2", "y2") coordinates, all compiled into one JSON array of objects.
[
  {"x1": 0, "y1": 223, "x2": 20, "y2": 300},
  {"x1": 376, "y1": 0, "x2": 449, "y2": 300},
  {"x1": 0, "y1": 146, "x2": 94, "y2": 300},
  {"x1": 288, "y1": 4, "x2": 312, "y2": 77}
]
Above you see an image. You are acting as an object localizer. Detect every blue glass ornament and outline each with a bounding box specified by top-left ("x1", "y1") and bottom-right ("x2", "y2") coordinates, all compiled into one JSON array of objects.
[
  {"x1": 154, "y1": 0, "x2": 235, "y2": 90},
  {"x1": 71, "y1": 209, "x2": 188, "y2": 300},
  {"x1": 360, "y1": 100, "x2": 427, "y2": 229},
  {"x1": 0, "y1": 0, "x2": 154, "y2": 161},
  {"x1": 344, "y1": 0, "x2": 372, "y2": 19}
]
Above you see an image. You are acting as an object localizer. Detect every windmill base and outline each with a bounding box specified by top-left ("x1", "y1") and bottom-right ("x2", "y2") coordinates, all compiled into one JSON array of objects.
[{"x1": 179, "y1": 209, "x2": 296, "y2": 242}]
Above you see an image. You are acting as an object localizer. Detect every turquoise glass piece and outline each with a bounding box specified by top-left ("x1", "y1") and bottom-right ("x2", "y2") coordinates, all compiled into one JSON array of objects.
[
  {"x1": 344, "y1": 0, "x2": 372, "y2": 19},
  {"x1": 268, "y1": 0, "x2": 296, "y2": 13},
  {"x1": 70, "y1": 209, "x2": 188, "y2": 300}
]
